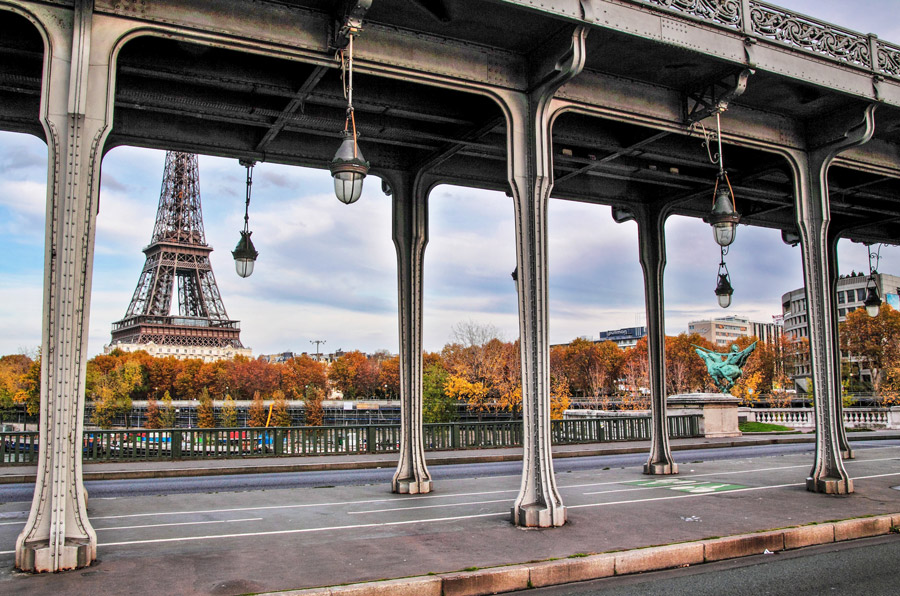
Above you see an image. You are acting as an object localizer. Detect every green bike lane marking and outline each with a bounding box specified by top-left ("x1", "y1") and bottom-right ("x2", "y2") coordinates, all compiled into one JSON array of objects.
[{"x1": 625, "y1": 478, "x2": 747, "y2": 493}]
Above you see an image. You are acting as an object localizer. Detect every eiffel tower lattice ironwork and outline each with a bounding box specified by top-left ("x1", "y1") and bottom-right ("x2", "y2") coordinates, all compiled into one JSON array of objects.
[{"x1": 111, "y1": 151, "x2": 244, "y2": 349}]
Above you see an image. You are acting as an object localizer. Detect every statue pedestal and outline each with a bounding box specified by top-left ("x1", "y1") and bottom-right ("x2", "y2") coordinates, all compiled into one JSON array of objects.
[{"x1": 668, "y1": 393, "x2": 741, "y2": 438}]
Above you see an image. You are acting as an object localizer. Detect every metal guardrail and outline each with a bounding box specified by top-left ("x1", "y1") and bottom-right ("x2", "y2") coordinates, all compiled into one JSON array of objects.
[{"x1": 0, "y1": 415, "x2": 701, "y2": 466}]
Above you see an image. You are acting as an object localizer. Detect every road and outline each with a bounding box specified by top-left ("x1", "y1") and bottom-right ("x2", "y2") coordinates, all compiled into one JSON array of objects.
[
  {"x1": 0, "y1": 440, "x2": 897, "y2": 501},
  {"x1": 0, "y1": 441, "x2": 897, "y2": 595},
  {"x1": 511, "y1": 534, "x2": 900, "y2": 596}
]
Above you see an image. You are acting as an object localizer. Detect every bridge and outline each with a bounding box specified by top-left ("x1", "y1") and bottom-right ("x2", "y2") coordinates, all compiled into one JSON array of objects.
[{"x1": 1, "y1": 0, "x2": 899, "y2": 572}]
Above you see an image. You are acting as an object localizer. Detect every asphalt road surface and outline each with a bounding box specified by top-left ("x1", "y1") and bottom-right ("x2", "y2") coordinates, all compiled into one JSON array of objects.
[{"x1": 511, "y1": 534, "x2": 900, "y2": 596}]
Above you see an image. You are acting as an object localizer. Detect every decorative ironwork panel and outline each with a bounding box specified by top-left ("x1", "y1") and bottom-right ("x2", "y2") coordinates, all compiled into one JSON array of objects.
[
  {"x1": 877, "y1": 41, "x2": 900, "y2": 77},
  {"x1": 639, "y1": 0, "x2": 742, "y2": 29},
  {"x1": 748, "y1": 1, "x2": 871, "y2": 69}
]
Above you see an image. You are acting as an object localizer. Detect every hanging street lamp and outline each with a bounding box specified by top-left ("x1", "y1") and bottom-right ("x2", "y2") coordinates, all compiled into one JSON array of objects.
[
  {"x1": 330, "y1": 31, "x2": 369, "y2": 204},
  {"x1": 864, "y1": 277, "x2": 881, "y2": 317},
  {"x1": 714, "y1": 246, "x2": 734, "y2": 308},
  {"x1": 863, "y1": 243, "x2": 884, "y2": 317},
  {"x1": 232, "y1": 159, "x2": 259, "y2": 278},
  {"x1": 708, "y1": 174, "x2": 740, "y2": 247},
  {"x1": 701, "y1": 113, "x2": 740, "y2": 247}
]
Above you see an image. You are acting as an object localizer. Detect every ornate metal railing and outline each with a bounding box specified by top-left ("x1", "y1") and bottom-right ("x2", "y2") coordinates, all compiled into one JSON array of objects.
[
  {"x1": 0, "y1": 415, "x2": 701, "y2": 466},
  {"x1": 633, "y1": 0, "x2": 900, "y2": 79}
]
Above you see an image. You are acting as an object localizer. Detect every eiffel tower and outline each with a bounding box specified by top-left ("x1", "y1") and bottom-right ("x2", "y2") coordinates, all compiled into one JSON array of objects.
[{"x1": 110, "y1": 152, "x2": 246, "y2": 357}]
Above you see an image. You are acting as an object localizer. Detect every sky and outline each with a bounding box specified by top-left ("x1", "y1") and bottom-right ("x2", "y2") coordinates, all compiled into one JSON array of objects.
[{"x1": 1, "y1": 0, "x2": 899, "y2": 359}]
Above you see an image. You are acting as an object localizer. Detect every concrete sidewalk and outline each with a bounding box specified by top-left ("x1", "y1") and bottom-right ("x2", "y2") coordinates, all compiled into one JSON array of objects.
[
  {"x1": 1, "y1": 434, "x2": 899, "y2": 596},
  {"x1": 3, "y1": 430, "x2": 899, "y2": 484}
]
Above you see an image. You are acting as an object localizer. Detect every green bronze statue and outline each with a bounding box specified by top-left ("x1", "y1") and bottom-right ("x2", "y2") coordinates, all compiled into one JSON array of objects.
[{"x1": 692, "y1": 342, "x2": 757, "y2": 392}]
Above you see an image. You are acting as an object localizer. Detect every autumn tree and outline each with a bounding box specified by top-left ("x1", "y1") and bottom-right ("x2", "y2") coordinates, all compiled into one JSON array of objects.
[
  {"x1": 281, "y1": 355, "x2": 327, "y2": 400},
  {"x1": 666, "y1": 333, "x2": 716, "y2": 395},
  {"x1": 0, "y1": 354, "x2": 32, "y2": 421},
  {"x1": 329, "y1": 351, "x2": 379, "y2": 399},
  {"x1": 160, "y1": 391, "x2": 176, "y2": 428},
  {"x1": 271, "y1": 390, "x2": 292, "y2": 426},
  {"x1": 304, "y1": 385, "x2": 325, "y2": 427},
  {"x1": 15, "y1": 354, "x2": 42, "y2": 416},
  {"x1": 90, "y1": 358, "x2": 142, "y2": 428},
  {"x1": 145, "y1": 397, "x2": 162, "y2": 429},
  {"x1": 221, "y1": 394, "x2": 238, "y2": 427},
  {"x1": 378, "y1": 356, "x2": 400, "y2": 398},
  {"x1": 620, "y1": 337, "x2": 649, "y2": 409},
  {"x1": 444, "y1": 334, "x2": 522, "y2": 414},
  {"x1": 551, "y1": 339, "x2": 622, "y2": 403},
  {"x1": 248, "y1": 391, "x2": 267, "y2": 427},
  {"x1": 840, "y1": 303, "x2": 900, "y2": 396},
  {"x1": 196, "y1": 387, "x2": 216, "y2": 428}
]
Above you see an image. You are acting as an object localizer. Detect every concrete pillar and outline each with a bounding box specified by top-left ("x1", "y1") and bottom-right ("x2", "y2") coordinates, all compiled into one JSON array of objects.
[
  {"x1": 505, "y1": 26, "x2": 587, "y2": 528},
  {"x1": 16, "y1": 1, "x2": 116, "y2": 571},
  {"x1": 387, "y1": 172, "x2": 433, "y2": 494},
  {"x1": 825, "y1": 227, "x2": 853, "y2": 459},
  {"x1": 792, "y1": 104, "x2": 876, "y2": 495},
  {"x1": 613, "y1": 203, "x2": 677, "y2": 474}
]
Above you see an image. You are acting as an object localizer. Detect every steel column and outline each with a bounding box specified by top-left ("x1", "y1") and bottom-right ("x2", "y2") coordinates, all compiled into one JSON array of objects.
[
  {"x1": 792, "y1": 105, "x2": 876, "y2": 494},
  {"x1": 825, "y1": 226, "x2": 854, "y2": 459},
  {"x1": 614, "y1": 202, "x2": 678, "y2": 474},
  {"x1": 16, "y1": 1, "x2": 117, "y2": 571},
  {"x1": 506, "y1": 26, "x2": 587, "y2": 528},
  {"x1": 387, "y1": 172, "x2": 433, "y2": 494}
]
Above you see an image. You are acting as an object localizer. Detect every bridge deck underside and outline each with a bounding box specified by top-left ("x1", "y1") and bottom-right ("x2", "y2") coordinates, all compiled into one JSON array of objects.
[{"x1": 1, "y1": 1, "x2": 899, "y2": 243}]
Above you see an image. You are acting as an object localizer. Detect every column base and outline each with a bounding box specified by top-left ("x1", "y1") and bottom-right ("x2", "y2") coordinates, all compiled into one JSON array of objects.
[
  {"x1": 806, "y1": 475, "x2": 854, "y2": 495},
  {"x1": 392, "y1": 478, "x2": 433, "y2": 494},
  {"x1": 511, "y1": 503, "x2": 566, "y2": 528},
  {"x1": 16, "y1": 538, "x2": 94, "y2": 572},
  {"x1": 643, "y1": 461, "x2": 678, "y2": 475},
  {"x1": 841, "y1": 448, "x2": 855, "y2": 460}
]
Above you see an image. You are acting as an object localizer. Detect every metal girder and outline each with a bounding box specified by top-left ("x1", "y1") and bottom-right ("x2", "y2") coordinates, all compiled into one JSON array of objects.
[
  {"x1": 414, "y1": 115, "x2": 504, "y2": 172},
  {"x1": 256, "y1": 65, "x2": 330, "y2": 152},
  {"x1": 554, "y1": 130, "x2": 669, "y2": 184}
]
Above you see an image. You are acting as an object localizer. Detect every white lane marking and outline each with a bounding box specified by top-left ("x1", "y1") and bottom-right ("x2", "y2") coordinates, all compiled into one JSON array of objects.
[
  {"x1": 0, "y1": 521, "x2": 26, "y2": 526},
  {"x1": 348, "y1": 499, "x2": 511, "y2": 514},
  {"x1": 96, "y1": 518, "x2": 262, "y2": 531},
  {"x1": 570, "y1": 483, "x2": 804, "y2": 508},
  {"x1": 99, "y1": 511, "x2": 508, "y2": 548}
]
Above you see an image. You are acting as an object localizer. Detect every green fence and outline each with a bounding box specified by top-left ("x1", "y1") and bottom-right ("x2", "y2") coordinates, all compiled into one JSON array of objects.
[{"x1": 0, "y1": 415, "x2": 700, "y2": 465}]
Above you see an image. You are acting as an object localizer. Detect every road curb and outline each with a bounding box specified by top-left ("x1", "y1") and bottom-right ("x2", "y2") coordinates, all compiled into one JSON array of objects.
[
  {"x1": 1, "y1": 433, "x2": 897, "y2": 484},
  {"x1": 264, "y1": 514, "x2": 899, "y2": 596}
]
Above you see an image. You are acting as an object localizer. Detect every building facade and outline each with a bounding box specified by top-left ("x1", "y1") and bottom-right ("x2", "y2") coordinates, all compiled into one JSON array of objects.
[
  {"x1": 597, "y1": 326, "x2": 647, "y2": 349},
  {"x1": 105, "y1": 341, "x2": 251, "y2": 362},
  {"x1": 688, "y1": 316, "x2": 782, "y2": 347},
  {"x1": 782, "y1": 272, "x2": 900, "y2": 390}
]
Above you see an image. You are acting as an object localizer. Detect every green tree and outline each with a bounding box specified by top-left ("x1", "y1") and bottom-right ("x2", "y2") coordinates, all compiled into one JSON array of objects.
[
  {"x1": 197, "y1": 387, "x2": 216, "y2": 428},
  {"x1": 422, "y1": 363, "x2": 455, "y2": 423},
  {"x1": 221, "y1": 394, "x2": 238, "y2": 427}
]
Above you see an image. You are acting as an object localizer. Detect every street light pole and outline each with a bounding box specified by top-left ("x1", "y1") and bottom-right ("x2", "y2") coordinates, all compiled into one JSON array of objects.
[{"x1": 310, "y1": 339, "x2": 326, "y2": 361}]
